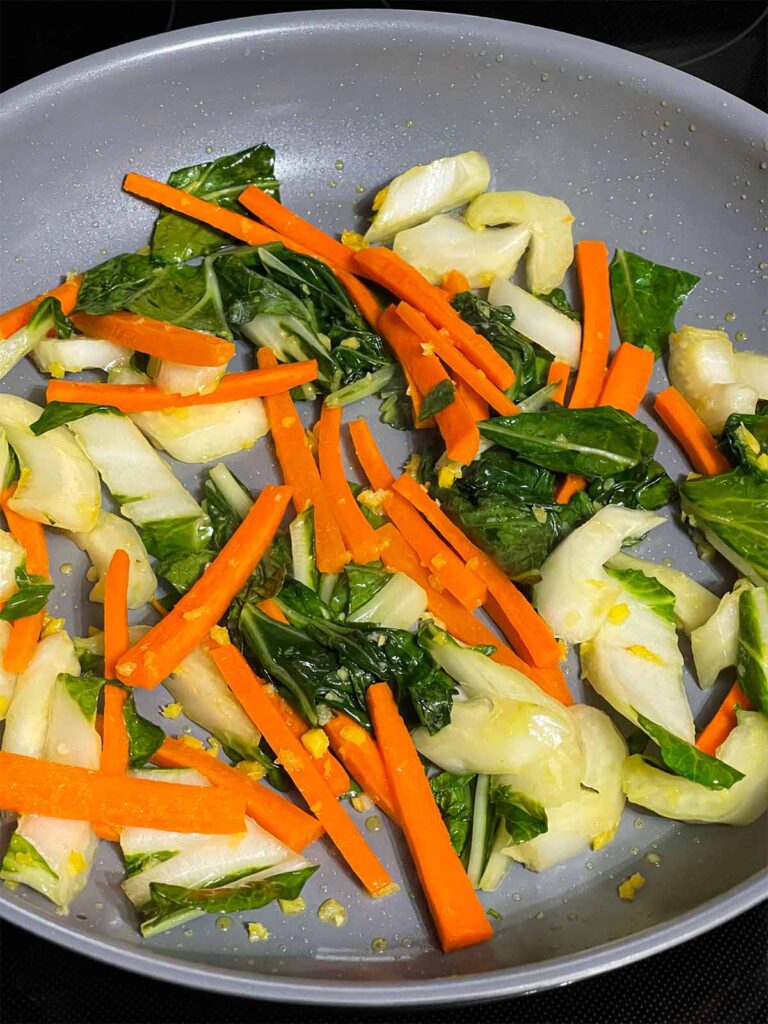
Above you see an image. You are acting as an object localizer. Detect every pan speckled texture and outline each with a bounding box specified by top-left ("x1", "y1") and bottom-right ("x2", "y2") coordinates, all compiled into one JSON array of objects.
[{"x1": 0, "y1": 8, "x2": 766, "y2": 1007}]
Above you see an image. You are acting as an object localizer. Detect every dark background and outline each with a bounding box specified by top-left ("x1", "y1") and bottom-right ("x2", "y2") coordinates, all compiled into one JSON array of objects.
[{"x1": 1, "y1": 3, "x2": 767, "y2": 1023}]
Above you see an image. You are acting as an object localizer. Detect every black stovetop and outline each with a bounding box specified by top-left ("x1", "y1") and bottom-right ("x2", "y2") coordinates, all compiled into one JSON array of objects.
[{"x1": 0, "y1": 4, "x2": 766, "y2": 1023}]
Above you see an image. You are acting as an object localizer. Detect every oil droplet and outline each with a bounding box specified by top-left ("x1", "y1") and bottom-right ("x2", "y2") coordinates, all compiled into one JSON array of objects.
[
  {"x1": 633, "y1": 817, "x2": 646, "y2": 829},
  {"x1": 215, "y1": 916, "x2": 232, "y2": 931},
  {"x1": 735, "y1": 331, "x2": 747, "y2": 342},
  {"x1": 646, "y1": 852, "x2": 662, "y2": 867},
  {"x1": 577, "y1": 73, "x2": 585, "y2": 81},
  {"x1": 365, "y1": 815, "x2": 382, "y2": 832},
  {"x1": 759, "y1": 161, "x2": 767, "y2": 170},
  {"x1": 585, "y1": 861, "x2": 594, "y2": 870},
  {"x1": 405, "y1": 119, "x2": 414, "y2": 128},
  {"x1": 758, "y1": 262, "x2": 768, "y2": 270},
  {"x1": 183, "y1": 929, "x2": 194, "y2": 937},
  {"x1": 511, "y1": 891, "x2": 522, "y2": 900},
  {"x1": 540, "y1": 73, "x2": 550, "y2": 82},
  {"x1": 328, "y1": 180, "x2": 337, "y2": 189},
  {"x1": 334, "y1": 159, "x2": 345, "y2": 170},
  {"x1": 534, "y1": 911, "x2": 544, "y2": 920},
  {"x1": 495, "y1": 54, "x2": 504, "y2": 63},
  {"x1": 205, "y1": 145, "x2": 214, "y2": 154},
  {"x1": 688, "y1": 123, "x2": 696, "y2": 132},
  {"x1": 724, "y1": 311, "x2": 736, "y2": 321},
  {"x1": 630, "y1": 846, "x2": 640, "y2": 856},
  {"x1": 94, "y1": 901, "x2": 104, "y2": 910},
  {"x1": 59, "y1": 563, "x2": 74, "y2": 576},
  {"x1": 371, "y1": 937, "x2": 389, "y2": 953},
  {"x1": 355, "y1": 184, "x2": 365, "y2": 194}
]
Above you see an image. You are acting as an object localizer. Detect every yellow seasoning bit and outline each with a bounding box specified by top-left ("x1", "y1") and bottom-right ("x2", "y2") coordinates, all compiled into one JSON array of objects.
[
  {"x1": 341, "y1": 230, "x2": 367, "y2": 251},
  {"x1": 420, "y1": 341, "x2": 434, "y2": 357},
  {"x1": 351, "y1": 794, "x2": 373, "y2": 813},
  {"x1": 235, "y1": 760, "x2": 267, "y2": 781},
  {"x1": 301, "y1": 728, "x2": 329, "y2": 759},
  {"x1": 618, "y1": 873, "x2": 646, "y2": 901},
  {"x1": 338, "y1": 335, "x2": 360, "y2": 350},
  {"x1": 317, "y1": 898, "x2": 348, "y2": 927},
  {"x1": 403, "y1": 453, "x2": 422, "y2": 477},
  {"x1": 430, "y1": 553, "x2": 447, "y2": 570},
  {"x1": 627, "y1": 644, "x2": 663, "y2": 665},
  {"x1": 358, "y1": 488, "x2": 387, "y2": 513},
  {"x1": 206, "y1": 736, "x2": 221, "y2": 758},
  {"x1": 608, "y1": 603, "x2": 630, "y2": 625},
  {"x1": 208, "y1": 625, "x2": 230, "y2": 646},
  {"x1": 0, "y1": 696, "x2": 9, "y2": 718},
  {"x1": 437, "y1": 465, "x2": 459, "y2": 490},
  {"x1": 247, "y1": 922, "x2": 270, "y2": 942},
  {"x1": 339, "y1": 723, "x2": 367, "y2": 746},
  {"x1": 66, "y1": 851, "x2": 87, "y2": 876},
  {"x1": 179, "y1": 735, "x2": 205, "y2": 750},
  {"x1": 41, "y1": 616, "x2": 65, "y2": 639},
  {"x1": 372, "y1": 185, "x2": 388, "y2": 212},
  {"x1": 592, "y1": 827, "x2": 618, "y2": 851},
  {"x1": 279, "y1": 897, "x2": 306, "y2": 916},
  {"x1": 160, "y1": 703, "x2": 183, "y2": 720}
]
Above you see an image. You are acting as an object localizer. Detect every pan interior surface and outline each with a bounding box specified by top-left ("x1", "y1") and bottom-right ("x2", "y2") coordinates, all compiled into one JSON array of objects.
[{"x1": 0, "y1": 9, "x2": 766, "y2": 1006}]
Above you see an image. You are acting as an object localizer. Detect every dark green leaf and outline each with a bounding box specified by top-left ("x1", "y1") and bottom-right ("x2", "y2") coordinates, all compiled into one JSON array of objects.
[
  {"x1": 148, "y1": 865, "x2": 317, "y2": 916},
  {"x1": 419, "y1": 379, "x2": 455, "y2": 421},
  {"x1": 140, "y1": 514, "x2": 213, "y2": 562},
  {"x1": 151, "y1": 145, "x2": 279, "y2": 264},
  {"x1": 680, "y1": 468, "x2": 768, "y2": 585},
  {"x1": 29, "y1": 296, "x2": 75, "y2": 338},
  {"x1": 155, "y1": 550, "x2": 215, "y2": 595},
  {"x1": 479, "y1": 406, "x2": 658, "y2": 478},
  {"x1": 0, "y1": 568, "x2": 52, "y2": 621},
  {"x1": 534, "y1": 287, "x2": 581, "y2": 322},
  {"x1": 490, "y1": 784, "x2": 548, "y2": 844},
  {"x1": 453, "y1": 447, "x2": 556, "y2": 505},
  {"x1": 609, "y1": 249, "x2": 700, "y2": 358},
  {"x1": 626, "y1": 729, "x2": 649, "y2": 756},
  {"x1": 604, "y1": 566, "x2": 676, "y2": 623},
  {"x1": 719, "y1": 410, "x2": 768, "y2": 478},
  {"x1": 636, "y1": 713, "x2": 744, "y2": 789},
  {"x1": 76, "y1": 254, "x2": 163, "y2": 315},
  {"x1": 429, "y1": 771, "x2": 474, "y2": 856},
  {"x1": 736, "y1": 587, "x2": 768, "y2": 717},
  {"x1": 30, "y1": 401, "x2": 123, "y2": 437},
  {"x1": 128, "y1": 259, "x2": 230, "y2": 337},
  {"x1": 122, "y1": 691, "x2": 166, "y2": 770},
  {"x1": 587, "y1": 458, "x2": 676, "y2": 510},
  {"x1": 124, "y1": 850, "x2": 176, "y2": 878},
  {"x1": 57, "y1": 672, "x2": 104, "y2": 720},
  {"x1": 451, "y1": 292, "x2": 552, "y2": 400},
  {"x1": 344, "y1": 563, "x2": 390, "y2": 614}
]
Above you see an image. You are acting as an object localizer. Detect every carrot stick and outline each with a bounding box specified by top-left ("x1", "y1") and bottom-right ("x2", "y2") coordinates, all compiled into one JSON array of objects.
[
  {"x1": 239, "y1": 185, "x2": 357, "y2": 274},
  {"x1": 654, "y1": 387, "x2": 731, "y2": 476},
  {"x1": 396, "y1": 302, "x2": 519, "y2": 417},
  {"x1": 1, "y1": 491, "x2": 49, "y2": 673},
  {"x1": 555, "y1": 473, "x2": 588, "y2": 505},
  {"x1": 258, "y1": 349, "x2": 347, "y2": 572},
  {"x1": 598, "y1": 342, "x2": 654, "y2": 415},
  {"x1": 124, "y1": 172, "x2": 297, "y2": 249},
  {"x1": 0, "y1": 751, "x2": 246, "y2": 834},
  {"x1": 0, "y1": 277, "x2": 81, "y2": 340},
  {"x1": 152, "y1": 736, "x2": 323, "y2": 851},
  {"x1": 367, "y1": 683, "x2": 493, "y2": 952},
  {"x1": 402, "y1": 363, "x2": 435, "y2": 429},
  {"x1": 354, "y1": 247, "x2": 515, "y2": 390},
  {"x1": 123, "y1": 172, "x2": 381, "y2": 330},
  {"x1": 348, "y1": 418, "x2": 395, "y2": 491},
  {"x1": 70, "y1": 311, "x2": 234, "y2": 368},
  {"x1": 440, "y1": 269, "x2": 471, "y2": 301},
  {"x1": 454, "y1": 377, "x2": 490, "y2": 423},
  {"x1": 101, "y1": 549, "x2": 131, "y2": 778},
  {"x1": 317, "y1": 404, "x2": 380, "y2": 565},
  {"x1": 335, "y1": 271, "x2": 383, "y2": 331},
  {"x1": 257, "y1": 597, "x2": 289, "y2": 624},
  {"x1": 115, "y1": 485, "x2": 292, "y2": 690},
  {"x1": 696, "y1": 681, "x2": 752, "y2": 756},
  {"x1": 346, "y1": 422, "x2": 486, "y2": 610},
  {"x1": 378, "y1": 306, "x2": 480, "y2": 464},
  {"x1": 547, "y1": 360, "x2": 571, "y2": 405},
  {"x1": 46, "y1": 362, "x2": 318, "y2": 412},
  {"x1": 375, "y1": 523, "x2": 569, "y2": 699},
  {"x1": 324, "y1": 713, "x2": 401, "y2": 824},
  {"x1": 569, "y1": 241, "x2": 611, "y2": 409},
  {"x1": 392, "y1": 473, "x2": 563, "y2": 670},
  {"x1": 210, "y1": 643, "x2": 397, "y2": 897}
]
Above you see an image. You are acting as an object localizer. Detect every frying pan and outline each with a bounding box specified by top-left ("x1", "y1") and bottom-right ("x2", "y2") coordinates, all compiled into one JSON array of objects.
[{"x1": 0, "y1": 9, "x2": 766, "y2": 1006}]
